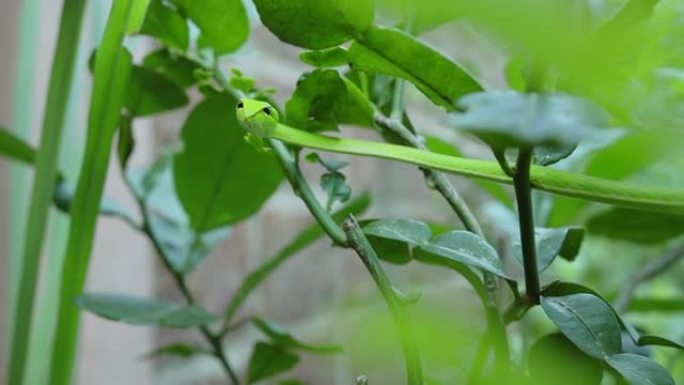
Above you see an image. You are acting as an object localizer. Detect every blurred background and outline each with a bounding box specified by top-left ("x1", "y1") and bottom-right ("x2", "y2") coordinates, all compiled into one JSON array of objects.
[{"x1": 1, "y1": 0, "x2": 683, "y2": 384}]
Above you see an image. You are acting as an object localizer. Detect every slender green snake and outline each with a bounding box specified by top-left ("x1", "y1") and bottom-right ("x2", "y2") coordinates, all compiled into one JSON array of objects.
[{"x1": 236, "y1": 98, "x2": 684, "y2": 215}]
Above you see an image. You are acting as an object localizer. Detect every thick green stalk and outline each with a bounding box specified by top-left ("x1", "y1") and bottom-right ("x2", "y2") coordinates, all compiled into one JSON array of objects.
[
  {"x1": 513, "y1": 148, "x2": 540, "y2": 303},
  {"x1": 48, "y1": 1, "x2": 148, "y2": 383},
  {"x1": 343, "y1": 216, "x2": 423, "y2": 385},
  {"x1": 7, "y1": 1, "x2": 87, "y2": 384}
]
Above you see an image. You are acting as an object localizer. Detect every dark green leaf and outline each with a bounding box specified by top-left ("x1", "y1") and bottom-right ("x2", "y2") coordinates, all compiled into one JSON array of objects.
[
  {"x1": 418, "y1": 231, "x2": 509, "y2": 279},
  {"x1": 587, "y1": 208, "x2": 684, "y2": 244},
  {"x1": 142, "y1": 49, "x2": 199, "y2": 88},
  {"x1": 300, "y1": 47, "x2": 349, "y2": 68},
  {"x1": 450, "y1": 91, "x2": 610, "y2": 150},
  {"x1": 174, "y1": 93, "x2": 283, "y2": 232},
  {"x1": 513, "y1": 227, "x2": 584, "y2": 273},
  {"x1": 143, "y1": 343, "x2": 212, "y2": 359},
  {"x1": 125, "y1": 65, "x2": 189, "y2": 117},
  {"x1": 541, "y1": 293, "x2": 622, "y2": 359},
  {"x1": 0, "y1": 127, "x2": 35, "y2": 164},
  {"x1": 118, "y1": 115, "x2": 134, "y2": 170},
  {"x1": 137, "y1": 161, "x2": 231, "y2": 273},
  {"x1": 528, "y1": 333, "x2": 603, "y2": 385},
  {"x1": 53, "y1": 180, "x2": 136, "y2": 226},
  {"x1": 305, "y1": 152, "x2": 348, "y2": 172},
  {"x1": 363, "y1": 219, "x2": 432, "y2": 245},
  {"x1": 349, "y1": 26, "x2": 482, "y2": 110},
  {"x1": 224, "y1": 192, "x2": 371, "y2": 320},
  {"x1": 77, "y1": 293, "x2": 218, "y2": 328},
  {"x1": 321, "y1": 171, "x2": 351, "y2": 210},
  {"x1": 173, "y1": 0, "x2": 248, "y2": 54},
  {"x1": 253, "y1": 318, "x2": 343, "y2": 354},
  {"x1": 278, "y1": 380, "x2": 306, "y2": 385},
  {"x1": 140, "y1": 0, "x2": 188, "y2": 49},
  {"x1": 247, "y1": 342, "x2": 300, "y2": 384},
  {"x1": 606, "y1": 353, "x2": 674, "y2": 385},
  {"x1": 638, "y1": 335, "x2": 684, "y2": 351},
  {"x1": 533, "y1": 142, "x2": 578, "y2": 166},
  {"x1": 253, "y1": 0, "x2": 374, "y2": 49},
  {"x1": 285, "y1": 70, "x2": 374, "y2": 132}
]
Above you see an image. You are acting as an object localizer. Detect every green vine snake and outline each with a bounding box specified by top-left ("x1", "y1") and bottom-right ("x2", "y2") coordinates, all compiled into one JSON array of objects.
[{"x1": 236, "y1": 98, "x2": 684, "y2": 215}]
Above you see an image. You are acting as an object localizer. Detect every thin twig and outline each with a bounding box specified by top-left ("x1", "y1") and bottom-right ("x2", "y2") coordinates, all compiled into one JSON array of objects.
[
  {"x1": 513, "y1": 147, "x2": 540, "y2": 303},
  {"x1": 343, "y1": 216, "x2": 423, "y2": 385},
  {"x1": 614, "y1": 242, "x2": 684, "y2": 313}
]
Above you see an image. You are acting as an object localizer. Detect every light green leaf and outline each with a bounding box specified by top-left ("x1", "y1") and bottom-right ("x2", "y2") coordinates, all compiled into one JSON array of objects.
[
  {"x1": 349, "y1": 26, "x2": 482, "y2": 110},
  {"x1": 321, "y1": 171, "x2": 351, "y2": 210},
  {"x1": 363, "y1": 219, "x2": 432, "y2": 245},
  {"x1": 125, "y1": 0, "x2": 151, "y2": 35},
  {"x1": 253, "y1": 318, "x2": 343, "y2": 354},
  {"x1": 125, "y1": 65, "x2": 189, "y2": 117},
  {"x1": 513, "y1": 226, "x2": 584, "y2": 273},
  {"x1": 587, "y1": 208, "x2": 684, "y2": 244},
  {"x1": 285, "y1": 70, "x2": 374, "y2": 132},
  {"x1": 450, "y1": 91, "x2": 610, "y2": 150},
  {"x1": 528, "y1": 333, "x2": 604, "y2": 385},
  {"x1": 629, "y1": 297, "x2": 684, "y2": 313},
  {"x1": 52, "y1": 181, "x2": 136, "y2": 226},
  {"x1": 606, "y1": 353, "x2": 674, "y2": 385},
  {"x1": 418, "y1": 231, "x2": 509, "y2": 279},
  {"x1": 247, "y1": 342, "x2": 300, "y2": 384},
  {"x1": 174, "y1": 93, "x2": 283, "y2": 232},
  {"x1": 139, "y1": 0, "x2": 188, "y2": 49},
  {"x1": 541, "y1": 293, "x2": 622, "y2": 359},
  {"x1": 77, "y1": 293, "x2": 218, "y2": 327},
  {"x1": 173, "y1": 0, "x2": 248, "y2": 54},
  {"x1": 253, "y1": 0, "x2": 374, "y2": 49},
  {"x1": 300, "y1": 47, "x2": 349, "y2": 68}
]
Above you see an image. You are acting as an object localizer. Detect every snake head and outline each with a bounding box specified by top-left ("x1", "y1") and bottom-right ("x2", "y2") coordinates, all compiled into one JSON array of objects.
[{"x1": 236, "y1": 98, "x2": 280, "y2": 138}]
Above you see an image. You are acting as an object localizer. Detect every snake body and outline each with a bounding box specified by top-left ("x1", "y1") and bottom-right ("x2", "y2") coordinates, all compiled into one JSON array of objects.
[{"x1": 237, "y1": 98, "x2": 684, "y2": 215}]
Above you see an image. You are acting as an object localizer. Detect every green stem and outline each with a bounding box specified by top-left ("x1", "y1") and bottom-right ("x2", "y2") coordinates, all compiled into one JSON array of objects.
[
  {"x1": 343, "y1": 216, "x2": 423, "y2": 385},
  {"x1": 513, "y1": 148, "x2": 540, "y2": 303},
  {"x1": 7, "y1": 1, "x2": 87, "y2": 384}
]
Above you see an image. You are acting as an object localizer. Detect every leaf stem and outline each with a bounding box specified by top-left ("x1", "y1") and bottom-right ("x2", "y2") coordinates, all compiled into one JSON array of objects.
[
  {"x1": 513, "y1": 147, "x2": 540, "y2": 303},
  {"x1": 343, "y1": 216, "x2": 423, "y2": 385}
]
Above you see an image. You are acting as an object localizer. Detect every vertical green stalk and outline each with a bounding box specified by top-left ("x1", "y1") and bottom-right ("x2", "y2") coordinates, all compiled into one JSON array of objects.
[
  {"x1": 7, "y1": 1, "x2": 88, "y2": 384},
  {"x1": 513, "y1": 148, "x2": 540, "y2": 302},
  {"x1": 343, "y1": 216, "x2": 423, "y2": 385},
  {"x1": 48, "y1": 1, "x2": 149, "y2": 384}
]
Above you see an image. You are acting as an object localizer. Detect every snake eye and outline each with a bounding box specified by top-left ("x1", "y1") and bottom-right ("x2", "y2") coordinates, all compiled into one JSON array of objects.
[
  {"x1": 236, "y1": 101, "x2": 244, "y2": 109},
  {"x1": 263, "y1": 107, "x2": 272, "y2": 115}
]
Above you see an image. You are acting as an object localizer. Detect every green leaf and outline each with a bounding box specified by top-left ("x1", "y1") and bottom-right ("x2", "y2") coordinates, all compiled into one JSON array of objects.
[
  {"x1": 173, "y1": 0, "x2": 248, "y2": 54},
  {"x1": 349, "y1": 26, "x2": 482, "y2": 110},
  {"x1": 253, "y1": 0, "x2": 374, "y2": 49},
  {"x1": 528, "y1": 333, "x2": 604, "y2": 385},
  {"x1": 285, "y1": 70, "x2": 374, "y2": 132},
  {"x1": 541, "y1": 293, "x2": 622, "y2": 359},
  {"x1": 77, "y1": 293, "x2": 218, "y2": 327},
  {"x1": 118, "y1": 115, "x2": 134, "y2": 169},
  {"x1": 247, "y1": 342, "x2": 300, "y2": 384},
  {"x1": 587, "y1": 208, "x2": 684, "y2": 244},
  {"x1": 50, "y1": 2, "x2": 143, "y2": 383},
  {"x1": 124, "y1": 0, "x2": 151, "y2": 35},
  {"x1": 52, "y1": 181, "x2": 136, "y2": 226},
  {"x1": 142, "y1": 49, "x2": 199, "y2": 88},
  {"x1": 143, "y1": 343, "x2": 212, "y2": 359},
  {"x1": 362, "y1": 219, "x2": 432, "y2": 265},
  {"x1": 513, "y1": 226, "x2": 584, "y2": 273},
  {"x1": 305, "y1": 152, "x2": 348, "y2": 172},
  {"x1": 224, "y1": 192, "x2": 371, "y2": 321},
  {"x1": 0, "y1": 127, "x2": 36, "y2": 164},
  {"x1": 300, "y1": 47, "x2": 349, "y2": 68},
  {"x1": 321, "y1": 171, "x2": 351, "y2": 210},
  {"x1": 629, "y1": 297, "x2": 684, "y2": 313},
  {"x1": 139, "y1": 0, "x2": 188, "y2": 49},
  {"x1": 638, "y1": 335, "x2": 684, "y2": 351},
  {"x1": 253, "y1": 318, "x2": 343, "y2": 354},
  {"x1": 125, "y1": 65, "x2": 189, "y2": 117},
  {"x1": 533, "y1": 142, "x2": 578, "y2": 166},
  {"x1": 174, "y1": 93, "x2": 283, "y2": 232},
  {"x1": 450, "y1": 91, "x2": 610, "y2": 150},
  {"x1": 606, "y1": 353, "x2": 674, "y2": 385},
  {"x1": 135, "y1": 159, "x2": 231, "y2": 273},
  {"x1": 418, "y1": 231, "x2": 509, "y2": 279}
]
